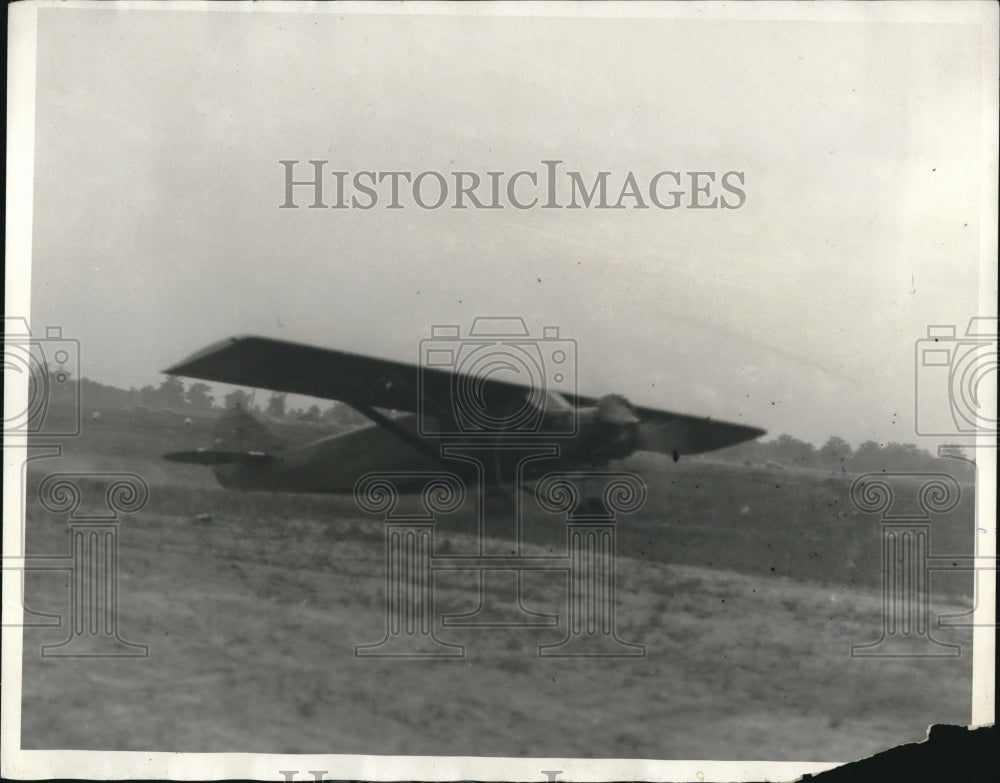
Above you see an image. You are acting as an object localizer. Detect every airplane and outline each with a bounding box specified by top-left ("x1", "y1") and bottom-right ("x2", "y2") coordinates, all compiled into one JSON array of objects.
[{"x1": 161, "y1": 331, "x2": 765, "y2": 497}]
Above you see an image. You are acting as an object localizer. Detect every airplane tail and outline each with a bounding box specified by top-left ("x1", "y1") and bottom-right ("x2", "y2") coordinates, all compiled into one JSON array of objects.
[{"x1": 163, "y1": 407, "x2": 285, "y2": 465}]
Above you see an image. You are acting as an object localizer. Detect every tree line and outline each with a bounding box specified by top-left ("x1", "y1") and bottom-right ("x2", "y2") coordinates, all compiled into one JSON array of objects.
[
  {"x1": 710, "y1": 432, "x2": 973, "y2": 478},
  {"x1": 48, "y1": 375, "x2": 368, "y2": 428},
  {"x1": 46, "y1": 375, "x2": 974, "y2": 476}
]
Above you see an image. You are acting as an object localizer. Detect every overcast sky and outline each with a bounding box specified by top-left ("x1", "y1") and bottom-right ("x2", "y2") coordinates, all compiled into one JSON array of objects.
[{"x1": 23, "y1": 6, "x2": 994, "y2": 448}]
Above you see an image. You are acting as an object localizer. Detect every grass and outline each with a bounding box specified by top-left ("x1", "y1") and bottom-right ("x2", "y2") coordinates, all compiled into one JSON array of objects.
[{"x1": 13, "y1": 405, "x2": 978, "y2": 760}]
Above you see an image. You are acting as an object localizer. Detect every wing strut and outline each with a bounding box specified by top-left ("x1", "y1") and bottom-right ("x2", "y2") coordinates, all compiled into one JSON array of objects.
[{"x1": 347, "y1": 401, "x2": 453, "y2": 468}]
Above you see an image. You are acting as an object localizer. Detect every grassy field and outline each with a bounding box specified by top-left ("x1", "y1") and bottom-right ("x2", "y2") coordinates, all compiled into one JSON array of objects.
[{"x1": 16, "y1": 406, "x2": 976, "y2": 760}]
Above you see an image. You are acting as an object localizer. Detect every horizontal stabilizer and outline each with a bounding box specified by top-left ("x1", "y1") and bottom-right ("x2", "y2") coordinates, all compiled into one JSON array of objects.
[{"x1": 162, "y1": 449, "x2": 276, "y2": 466}]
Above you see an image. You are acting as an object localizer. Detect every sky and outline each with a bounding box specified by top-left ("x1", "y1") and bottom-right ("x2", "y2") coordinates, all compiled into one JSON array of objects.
[{"x1": 21, "y1": 5, "x2": 995, "y2": 448}]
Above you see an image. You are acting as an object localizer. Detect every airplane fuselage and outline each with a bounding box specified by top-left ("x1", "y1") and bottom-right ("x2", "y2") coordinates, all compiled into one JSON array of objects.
[{"x1": 212, "y1": 409, "x2": 638, "y2": 494}]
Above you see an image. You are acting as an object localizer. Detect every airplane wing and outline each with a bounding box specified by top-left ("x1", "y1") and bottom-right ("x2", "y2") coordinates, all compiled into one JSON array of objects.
[
  {"x1": 163, "y1": 335, "x2": 575, "y2": 417},
  {"x1": 632, "y1": 405, "x2": 765, "y2": 458},
  {"x1": 164, "y1": 336, "x2": 764, "y2": 456}
]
